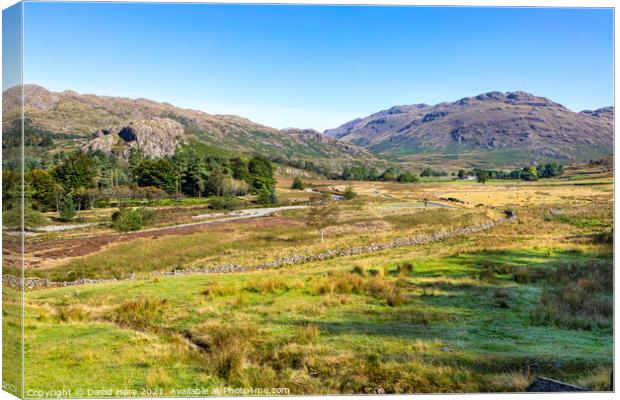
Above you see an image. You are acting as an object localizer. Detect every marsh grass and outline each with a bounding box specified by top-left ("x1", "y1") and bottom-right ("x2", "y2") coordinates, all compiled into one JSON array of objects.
[
  {"x1": 202, "y1": 281, "x2": 236, "y2": 298},
  {"x1": 188, "y1": 321, "x2": 257, "y2": 378},
  {"x1": 111, "y1": 296, "x2": 167, "y2": 330},
  {"x1": 531, "y1": 262, "x2": 613, "y2": 331},
  {"x1": 244, "y1": 277, "x2": 290, "y2": 294},
  {"x1": 293, "y1": 324, "x2": 320, "y2": 344},
  {"x1": 56, "y1": 305, "x2": 90, "y2": 323}
]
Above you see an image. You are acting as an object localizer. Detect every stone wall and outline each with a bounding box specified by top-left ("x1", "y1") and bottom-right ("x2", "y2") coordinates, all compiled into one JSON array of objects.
[{"x1": 5, "y1": 215, "x2": 515, "y2": 291}]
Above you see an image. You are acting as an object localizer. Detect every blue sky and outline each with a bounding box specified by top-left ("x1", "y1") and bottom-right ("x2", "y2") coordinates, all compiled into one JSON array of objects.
[{"x1": 20, "y1": 3, "x2": 614, "y2": 131}]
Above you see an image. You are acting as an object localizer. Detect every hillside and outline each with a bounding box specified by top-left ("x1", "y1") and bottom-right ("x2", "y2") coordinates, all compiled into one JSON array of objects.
[
  {"x1": 325, "y1": 91, "x2": 613, "y2": 166},
  {"x1": 3, "y1": 85, "x2": 375, "y2": 170}
]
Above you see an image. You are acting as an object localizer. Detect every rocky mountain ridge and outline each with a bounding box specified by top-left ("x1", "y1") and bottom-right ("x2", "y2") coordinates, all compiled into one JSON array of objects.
[
  {"x1": 3, "y1": 85, "x2": 375, "y2": 165},
  {"x1": 324, "y1": 91, "x2": 613, "y2": 163}
]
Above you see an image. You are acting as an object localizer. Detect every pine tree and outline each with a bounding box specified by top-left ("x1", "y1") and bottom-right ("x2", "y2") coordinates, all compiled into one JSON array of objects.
[{"x1": 59, "y1": 193, "x2": 77, "y2": 222}]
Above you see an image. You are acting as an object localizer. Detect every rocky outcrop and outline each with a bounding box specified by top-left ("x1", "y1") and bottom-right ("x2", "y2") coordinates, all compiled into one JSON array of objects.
[
  {"x1": 81, "y1": 117, "x2": 185, "y2": 159},
  {"x1": 526, "y1": 377, "x2": 588, "y2": 392},
  {"x1": 7, "y1": 214, "x2": 515, "y2": 290}
]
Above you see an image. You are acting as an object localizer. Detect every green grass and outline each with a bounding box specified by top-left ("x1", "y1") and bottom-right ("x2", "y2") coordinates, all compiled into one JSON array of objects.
[
  {"x1": 18, "y1": 180, "x2": 614, "y2": 394},
  {"x1": 30, "y1": 205, "x2": 492, "y2": 281},
  {"x1": 23, "y1": 243, "x2": 613, "y2": 395}
]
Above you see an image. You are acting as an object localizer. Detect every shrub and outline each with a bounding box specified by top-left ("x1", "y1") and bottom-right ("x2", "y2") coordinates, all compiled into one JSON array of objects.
[
  {"x1": 256, "y1": 187, "x2": 277, "y2": 205},
  {"x1": 397, "y1": 172, "x2": 420, "y2": 183},
  {"x1": 291, "y1": 177, "x2": 305, "y2": 190},
  {"x1": 112, "y1": 296, "x2": 167, "y2": 329},
  {"x1": 3, "y1": 206, "x2": 46, "y2": 229},
  {"x1": 112, "y1": 208, "x2": 155, "y2": 232},
  {"x1": 367, "y1": 269, "x2": 381, "y2": 277},
  {"x1": 209, "y1": 196, "x2": 246, "y2": 211},
  {"x1": 343, "y1": 186, "x2": 357, "y2": 200},
  {"x1": 351, "y1": 265, "x2": 365, "y2": 276}
]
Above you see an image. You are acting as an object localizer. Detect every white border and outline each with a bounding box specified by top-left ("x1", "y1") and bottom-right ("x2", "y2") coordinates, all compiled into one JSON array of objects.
[{"x1": 0, "y1": 1, "x2": 617, "y2": 400}]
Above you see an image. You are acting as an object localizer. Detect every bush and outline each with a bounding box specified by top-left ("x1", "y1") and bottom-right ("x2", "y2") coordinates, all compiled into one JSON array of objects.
[
  {"x1": 397, "y1": 172, "x2": 420, "y2": 183},
  {"x1": 209, "y1": 196, "x2": 246, "y2": 211},
  {"x1": 112, "y1": 208, "x2": 155, "y2": 232},
  {"x1": 3, "y1": 206, "x2": 46, "y2": 229},
  {"x1": 343, "y1": 186, "x2": 357, "y2": 200},
  {"x1": 291, "y1": 177, "x2": 305, "y2": 190},
  {"x1": 256, "y1": 187, "x2": 277, "y2": 205}
]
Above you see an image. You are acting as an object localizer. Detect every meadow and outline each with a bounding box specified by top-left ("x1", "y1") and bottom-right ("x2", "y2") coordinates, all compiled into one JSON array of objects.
[{"x1": 8, "y1": 173, "x2": 614, "y2": 395}]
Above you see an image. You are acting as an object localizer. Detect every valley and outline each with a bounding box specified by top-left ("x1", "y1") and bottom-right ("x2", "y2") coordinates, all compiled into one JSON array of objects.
[{"x1": 1, "y1": 85, "x2": 614, "y2": 396}]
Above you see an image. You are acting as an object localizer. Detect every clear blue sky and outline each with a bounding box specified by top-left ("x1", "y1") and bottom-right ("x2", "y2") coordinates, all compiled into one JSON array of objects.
[{"x1": 21, "y1": 3, "x2": 614, "y2": 131}]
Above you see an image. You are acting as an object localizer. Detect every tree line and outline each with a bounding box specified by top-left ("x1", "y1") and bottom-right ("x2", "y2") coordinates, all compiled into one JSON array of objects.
[
  {"x1": 2, "y1": 147, "x2": 277, "y2": 228},
  {"x1": 457, "y1": 162, "x2": 564, "y2": 183}
]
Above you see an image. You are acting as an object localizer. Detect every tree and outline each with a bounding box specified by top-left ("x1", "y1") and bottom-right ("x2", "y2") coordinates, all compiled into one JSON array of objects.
[
  {"x1": 397, "y1": 172, "x2": 420, "y2": 183},
  {"x1": 477, "y1": 171, "x2": 489, "y2": 184},
  {"x1": 291, "y1": 176, "x2": 305, "y2": 190},
  {"x1": 420, "y1": 168, "x2": 433, "y2": 177},
  {"x1": 222, "y1": 177, "x2": 249, "y2": 196},
  {"x1": 133, "y1": 158, "x2": 178, "y2": 194},
  {"x1": 204, "y1": 170, "x2": 226, "y2": 197},
  {"x1": 521, "y1": 167, "x2": 539, "y2": 181},
  {"x1": 457, "y1": 169, "x2": 466, "y2": 179},
  {"x1": 26, "y1": 169, "x2": 58, "y2": 211},
  {"x1": 379, "y1": 167, "x2": 397, "y2": 182},
  {"x1": 52, "y1": 151, "x2": 98, "y2": 191},
  {"x1": 104, "y1": 185, "x2": 133, "y2": 209},
  {"x1": 58, "y1": 193, "x2": 77, "y2": 222},
  {"x1": 248, "y1": 157, "x2": 276, "y2": 193},
  {"x1": 256, "y1": 186, "x2": 277, "y2": 205},
  {"x1": 305, "y1": 203, "x2": 339, "y2": 243},
  {"x1": 230, "y1": 157, "x2": 250, "y2": 183}
]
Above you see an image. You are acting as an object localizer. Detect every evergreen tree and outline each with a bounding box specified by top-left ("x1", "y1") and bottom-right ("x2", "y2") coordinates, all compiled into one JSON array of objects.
[
  {"x1": 59, "y1": 193, "x2": 77, "y2": 222},
  {"x1": 248, "y1": 157, "x2": 276, "y2": 193}
]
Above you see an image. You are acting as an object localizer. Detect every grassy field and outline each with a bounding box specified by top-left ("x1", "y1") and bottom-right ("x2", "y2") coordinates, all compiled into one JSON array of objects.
[{"x1": 9, "y1": 175, "x2": 615, "y2": 395}]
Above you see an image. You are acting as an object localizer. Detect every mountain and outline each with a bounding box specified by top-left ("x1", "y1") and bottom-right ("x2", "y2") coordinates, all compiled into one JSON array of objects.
[
  {"x1": 324, "y1": 91, "x2": 613, "y2": 166},
  {"x1": 3, "y1": 85, "x2": 375, "y2": 169}
]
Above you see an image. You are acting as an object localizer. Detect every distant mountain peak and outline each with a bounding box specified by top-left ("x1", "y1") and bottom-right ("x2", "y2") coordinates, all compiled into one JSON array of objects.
[{"x1": 323, "y1": 91, "x2": 613, "y2": 164}]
